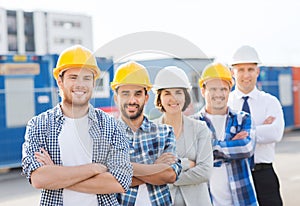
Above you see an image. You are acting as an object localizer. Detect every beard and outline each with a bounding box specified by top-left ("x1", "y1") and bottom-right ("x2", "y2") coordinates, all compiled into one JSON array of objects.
[
  {"x1": 61, "y1": 91, "x2": 91, "y2": 108},
  {"x1": 121, "y1": 103, "x2": 144, "y2": 120}
]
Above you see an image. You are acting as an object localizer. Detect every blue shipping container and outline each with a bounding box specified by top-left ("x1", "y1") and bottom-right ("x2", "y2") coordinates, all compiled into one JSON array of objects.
[{"x1": 258, "y1": 66, "x2": 294, "y2": 128}]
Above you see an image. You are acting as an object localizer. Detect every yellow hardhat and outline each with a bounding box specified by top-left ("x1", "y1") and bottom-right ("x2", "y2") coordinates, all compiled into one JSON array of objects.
[
  {"x1": 53, "y1": 45, "x2": 100, "y2": 80},
  {"x1": 111, "y1": 61, "x2": 152, "y2": 91},
  {"x1": 199, "y1": 62, "x2": 234, "y2": 88}
]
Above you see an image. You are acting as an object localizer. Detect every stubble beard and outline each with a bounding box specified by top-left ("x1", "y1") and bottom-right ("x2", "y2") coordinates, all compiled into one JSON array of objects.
[{"x1": 121, "y1": 103, "x2": 144, "y2": 120}]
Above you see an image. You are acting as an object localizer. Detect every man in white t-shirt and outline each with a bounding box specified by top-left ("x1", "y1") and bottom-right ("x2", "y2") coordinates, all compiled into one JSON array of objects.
[
  {"x1": 22, "y1": 45, "x2": 132, "y2": 206},
  {"x1": 193, "y1": 62, "x2": 258, "y2": 206}
]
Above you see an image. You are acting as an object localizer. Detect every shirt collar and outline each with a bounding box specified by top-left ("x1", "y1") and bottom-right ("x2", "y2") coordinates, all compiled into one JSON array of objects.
[
  {"x1": 199, "y1": 106, "x2": 234, "y2": 118},
  {"x1": 235, "y1": 86, "x2": 259, "y2": 100},
  {"x1": 140, "y1": 116, "x2": 152, "y2": 133},
  {"x1": 87, "y1": 104, "x2": 98, "y2": 123},
  {"x1": 54, "y1": 104, "x2": 64, "y2": 122},
  {"x1": 54, "y1": 103, "x2": 98, "y2": 124},
  {"x1": 118, "y1": 115, "x2": 152, "y2": 133}
]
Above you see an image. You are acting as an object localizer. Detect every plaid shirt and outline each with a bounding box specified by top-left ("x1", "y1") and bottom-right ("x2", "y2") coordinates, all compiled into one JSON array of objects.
[
  {"x1": 117, "y1": 117, "x2": 182, "y2": 206},
  {"x1": 193, "y1": 107, "x2": 258, "y2": 206},
  {"x1": 22, "y1": 104, "x2": 133, "y2": 206}
]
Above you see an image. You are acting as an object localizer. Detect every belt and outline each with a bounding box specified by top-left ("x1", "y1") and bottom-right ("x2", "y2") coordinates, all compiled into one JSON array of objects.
[{"x1": 252, "y1": 163, "x2": 272, "y2": 172}]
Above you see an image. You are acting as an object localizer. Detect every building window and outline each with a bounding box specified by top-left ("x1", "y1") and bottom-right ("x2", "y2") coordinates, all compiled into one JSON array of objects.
[
  {"x1": 7, "y1": 10, "x2": 17, "y2": 34},
  {"x1": 93, "y1": 71, "x2": 110, "y2": 98},
  {"x1": 24, "y1": 12, "x2": 35, "y2": 52},
  {"x1": 8, "y1": 34, "x2": 17, "y2": 51},
  {"x1": 54, "y1": 38, "x2": 82, "y2": 45},
  {"x1": 53, "y1": 20, "x2": 81, "y2": 29}
]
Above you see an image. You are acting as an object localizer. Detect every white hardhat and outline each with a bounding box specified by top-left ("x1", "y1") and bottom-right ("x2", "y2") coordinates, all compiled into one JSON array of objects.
[
  {"x1": 231, "y1": 45, "x2": 261, "y2": 66},
  {"x1": 153, "y1": 66, "x2": 192, "y2": 92}
]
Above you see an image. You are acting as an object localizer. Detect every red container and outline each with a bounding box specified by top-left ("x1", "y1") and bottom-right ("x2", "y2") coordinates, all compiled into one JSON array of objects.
[{"x1": 292, "y1": 67, "x2": 300, "y2": 127}]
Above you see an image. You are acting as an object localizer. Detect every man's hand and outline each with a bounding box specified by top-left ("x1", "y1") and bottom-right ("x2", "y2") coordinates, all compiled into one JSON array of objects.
[
  {"x1": 232, "y1": 131, "x2": 249, "y2": 140},
  {"x1": 35, "y1": 148, "x2": 54, "y2": 165},
  {"x1": 188, "y1": 160, "x2": 196, "y2": 168},
  {"x1": 92, "y1": 163, "x2": 108, "y2": 174},
  {"x1": 131, "y1": 177, "x2": 145, "y2": 187},
  {"x1": 263, "y1": 116, "x2": 275, "y2": 125},
  {"x1": 155, "y1": 152, "x2": 177, "y2": 165}
]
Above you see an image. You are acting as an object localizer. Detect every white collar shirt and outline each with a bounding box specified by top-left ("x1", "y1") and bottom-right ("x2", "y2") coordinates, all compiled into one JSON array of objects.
[{"x1": 228, "y1": 87, "x2": 285, "y2": 163}]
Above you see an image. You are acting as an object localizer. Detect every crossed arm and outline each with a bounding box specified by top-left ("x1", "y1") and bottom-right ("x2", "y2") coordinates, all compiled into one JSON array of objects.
[
  {"x1": 213, "y1": 113, "x2": 256, "y2": 160},
  {"x1": 130, "y1": 152, "x2": 178, "y2": 187},
  {"x1": 31, "y1": 148, "x2": 125, "y2": 194},
  {"x1": 256, "y1": 113, "x2": 284, "y2": 144}
]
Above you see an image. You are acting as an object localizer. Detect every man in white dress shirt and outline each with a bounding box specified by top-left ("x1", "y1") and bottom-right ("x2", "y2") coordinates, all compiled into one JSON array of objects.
[{"x1": 228, "y1": 45, "x2": 284, "y2": 206}]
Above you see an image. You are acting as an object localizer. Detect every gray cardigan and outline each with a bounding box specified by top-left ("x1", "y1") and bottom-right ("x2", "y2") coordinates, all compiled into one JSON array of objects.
[{"x1": 154, "y1": 115, "x2": 213, "y2": 206}]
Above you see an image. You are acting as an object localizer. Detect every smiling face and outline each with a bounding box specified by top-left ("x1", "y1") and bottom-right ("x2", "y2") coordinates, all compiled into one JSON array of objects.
[
  {"x1": 201, "y1": 79, "x2": 230, "y2": 115},
  {"x1": 160, "y1": 88, "x2": 185, "y2": 115},
  {"x1": 231, "y1": 63, "x2": 260, "y2": 94},
  {"x1": 114, "y1": 84, "x2": 148, "y2": 122},
  {"x1": 57, "y1": 67, "x2": 94, "y2": 108}
]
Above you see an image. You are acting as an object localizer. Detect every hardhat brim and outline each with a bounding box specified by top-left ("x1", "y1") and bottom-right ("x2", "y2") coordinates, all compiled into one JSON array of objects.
[
  {"x1": 53, "y1": 64, "x2": 100, "y2": 80},
  {"x1": 152, "y1": 85, "x2": 192, "y2": 93},
  {"x1": 111, "y1": 83, "x2": 152, "y2": 91},
  {"x1": 199, "y1": 77, "x2": 234, "y2": 88},
  {"x1": 231, "y1": 60, "x2": 261, "y2": 66}
]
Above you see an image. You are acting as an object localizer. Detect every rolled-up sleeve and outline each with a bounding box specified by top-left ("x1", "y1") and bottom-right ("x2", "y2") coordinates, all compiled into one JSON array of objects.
[
  {"x1": 22, "y1": 118, "x2": 43, "y2": 182},
  {"x1": 107, "y1": 122, "x2": 133, "y2": 192},
  {"x1": 164, "y1": 128, "x2": 182, "y2": 180}
]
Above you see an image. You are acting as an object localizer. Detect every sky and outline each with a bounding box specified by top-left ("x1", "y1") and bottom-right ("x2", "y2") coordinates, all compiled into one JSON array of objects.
[{"x1": 1, "y1": 0, "x2": 300, "y2": 65}]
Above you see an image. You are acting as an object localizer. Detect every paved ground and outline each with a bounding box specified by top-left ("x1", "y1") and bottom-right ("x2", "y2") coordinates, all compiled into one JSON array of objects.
[
  {"x1": 0, "y1": 168, "x2": 40, "y2": 205},
  {"x1": 0, "y1": 130, "x2": 299, "y2": 206},
  {"x1": 274, "y1": 130, "x2": 300, "y2": 206}
]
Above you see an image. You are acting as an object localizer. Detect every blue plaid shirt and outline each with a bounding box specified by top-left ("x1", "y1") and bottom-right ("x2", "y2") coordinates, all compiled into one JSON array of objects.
[
  {"x1": 117, "y1": 116, "x2": 182, "y2": 206},
  {"x1": 193, "y1": 107, "x2": 258, "y2": 206},
  {"x1": 22, "y1": 104, "x2": 133, "y2": 206}
]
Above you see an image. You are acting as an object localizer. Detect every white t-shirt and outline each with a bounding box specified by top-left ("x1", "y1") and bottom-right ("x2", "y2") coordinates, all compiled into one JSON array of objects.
[
  {"x1": 206, "y1": 114, "x2": 234, "y2": 206},
  {"x1": 135, "y1": 184, "x2": 151, "y2": 206},
  {"x1": 58, "y1": 115, "x2": 98, "y2": 206}
]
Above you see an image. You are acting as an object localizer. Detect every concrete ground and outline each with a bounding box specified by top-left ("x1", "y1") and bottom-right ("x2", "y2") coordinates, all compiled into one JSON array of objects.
[{"x1": 0, "y1": 130, "x2": 299, "y2": 206}]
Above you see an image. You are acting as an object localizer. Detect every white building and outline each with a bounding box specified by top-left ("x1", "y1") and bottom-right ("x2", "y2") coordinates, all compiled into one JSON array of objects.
[{"x1": 0, "y1": 7, "x2": 93, "y2": 55}]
